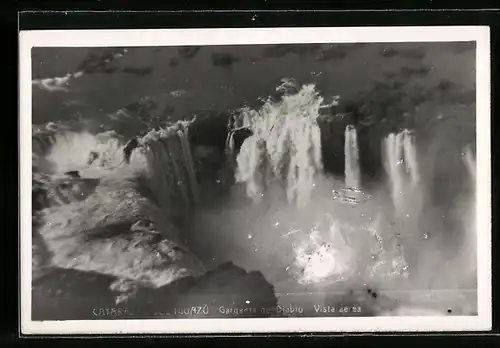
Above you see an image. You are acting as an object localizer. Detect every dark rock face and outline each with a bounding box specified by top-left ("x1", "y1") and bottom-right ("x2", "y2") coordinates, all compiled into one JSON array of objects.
[
  {"x1": 151, "y1": 262, "x2": 277, "y2": 319},
  {"x1": 64, "y1": 170, "x2": 81, "y2": 178},
  {"x1": 188, "y1": 112, "x2": 229, "y2": 151},
  {"x1": 32, "y1": 262, "x2": 277, "y2": 320}
]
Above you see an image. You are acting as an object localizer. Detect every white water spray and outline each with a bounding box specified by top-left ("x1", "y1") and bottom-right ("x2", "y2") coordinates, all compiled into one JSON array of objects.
[
  {"x1": 140, "y1": 121, "x2": 200, "y2": 220},
  {"x1": 32, "y1": 122, "x2": 201, "y2": 221},
  {"x1": 31, "y1": 122, "x2": 204, "y2": 302},
  {"x1": 225, "y1": 107, "x2": 260, "y2": 176},
  {"x1": 234, "y1": 84, "x2": 324, "y2": 208},
  {"x1": 382, "y1": 129, "x2": 421, "y2": 219},
  {"x1": 344, "y1": 125, "x2": 361, "y2": 189}
]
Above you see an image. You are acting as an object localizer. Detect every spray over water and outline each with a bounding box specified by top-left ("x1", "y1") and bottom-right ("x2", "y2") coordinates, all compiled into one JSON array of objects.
[
  {"x1": 33, "y1": 78, "x2": 479, "y2": 315},
  {"x1": 382, "y1": 129, "x2": 422, "y2": 220},
  {"x1": 199, "y1": 85, "x2": 481, "y2": 315},
  {"x1": 32, "y1": 122, "x2": 204, "y2": 303},
  {"x1": 192, "y1": 83, "x2": 412, "y2": 292},
  {"x1": 234, "y1": 84, "x2": 323, "y2": 208}
]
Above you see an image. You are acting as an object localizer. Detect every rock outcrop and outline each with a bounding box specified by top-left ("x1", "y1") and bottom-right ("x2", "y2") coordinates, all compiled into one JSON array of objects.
[{"x1": 32, "y1": 262, "x2": 277, "y2": 320}]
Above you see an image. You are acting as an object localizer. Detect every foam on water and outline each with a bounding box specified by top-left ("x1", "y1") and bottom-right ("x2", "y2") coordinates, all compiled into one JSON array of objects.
[
  {"x1": 234, "y1": 84, "x2": 323, "y2": 208},
  {"x1": 140, "y1": 121, "x2": 200, "y2": 220}
]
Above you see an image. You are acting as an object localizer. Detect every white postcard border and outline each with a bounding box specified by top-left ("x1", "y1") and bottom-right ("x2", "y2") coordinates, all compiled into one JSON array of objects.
[{"x1": 19, "y1": 26, "x2": 492, "y2": 334}]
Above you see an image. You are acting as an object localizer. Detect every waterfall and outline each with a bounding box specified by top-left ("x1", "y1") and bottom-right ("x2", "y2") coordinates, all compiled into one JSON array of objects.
[
  {"x1": 225, "y1": 107, "x2": 258, "y2": 169},
  {"x1": 31, "y1": 121, "x2": 205, "y2": 302},
  {"x1": 32, "y1": 129, "x2": 61, "y2": 173},
  {"x1": 402, "y1": 129, "x2": 420, "y2": 186},
  {"x1": 32, "y1": 131, "x2": 58, "y2": 157},
  {"x1": 224, "y1": 127, "x2": 238, "y2": 175},
  {"x1": 382, "y1": 129, "x2": 421, "y2": 218},
  {"x1": 139, "y1": 120, "x2": 200, "y2": 221},
  {"x1": 31, "y1": 120, "x2": 200, "y2": 222},
  {"x1": 234, "y1": 84, "x2": 324, "y2": 208},
  {"x1": 382, "y1": 132, "x2": 405, "y2": 215},
  {"x1": 32, "y1": 130, "x2": 125, "y2": 178},
  {"x1": 225, "y1": 129, "x2": 236, "y2": 163},
  {"x1": 229, "y1": 106, "x2": 255, "y2": 130},
  {"x1": 344, "y1": 125, "x2": 361, "y2": 189}
]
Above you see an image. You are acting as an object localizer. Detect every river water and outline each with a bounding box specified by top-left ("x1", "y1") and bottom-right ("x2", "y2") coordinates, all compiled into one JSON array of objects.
[{"x1": 31, "y1": 42, "x2": 478, "y2": 317}]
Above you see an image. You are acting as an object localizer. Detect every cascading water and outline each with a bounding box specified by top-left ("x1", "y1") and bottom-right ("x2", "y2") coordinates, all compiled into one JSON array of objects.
[
  {"x1": 234, "y1": 84, "x2": 323, "y2": 208},
  {"x1": 229, "y1": 106, "x2": 255, "y2": 130},
  {"x1": 139, "y1": 120, "x2": 200, "y2": 221},
  {"x1": 378, "y1": 129, "x2": 424, "y2": 283},
  {"x1": 32, "y1": 74, "x2": 479, "y2": 316},
  {"x1": 225, "y1": 107, "x2": 259, "y2": 173},
  {"x1": 195, "y1": 82, "x2": 406, "y2": 289},
  {"x1": 402, "y1": 130, "x2": 420, "y2": 187},
  {"x1": 382, "y1": 129, "x2": 421, "y2": 219},
  {"x1": 31, "y1": 121, "x2": 205, "y2": 303},
  {"x1": 225, "y1": 130, "x2": 236, "y2": 166},
  {"x1": 344, "y1": 125, "x2": 361, "y2": 189},
  {"x1": 33, "y1": 131, "x2": 58, "y2": 158}
]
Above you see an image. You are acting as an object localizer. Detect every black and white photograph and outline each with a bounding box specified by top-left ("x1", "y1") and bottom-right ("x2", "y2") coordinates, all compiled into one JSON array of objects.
[{"x1": 20, "y1": 27, "x2": 491, "y2": 334}]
